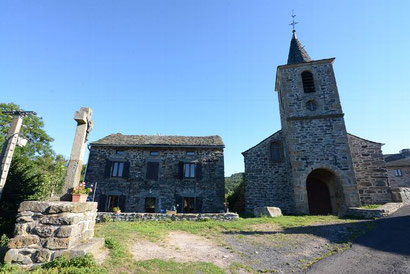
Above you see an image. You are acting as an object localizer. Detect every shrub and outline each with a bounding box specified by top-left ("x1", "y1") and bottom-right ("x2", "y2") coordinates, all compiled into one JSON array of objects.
[
  {"x1": 0, "y1": 234, "x2": 9, "y2": 247},
  {"x1": 41, "y1": 254, "x2": 97, "y2": 269}
]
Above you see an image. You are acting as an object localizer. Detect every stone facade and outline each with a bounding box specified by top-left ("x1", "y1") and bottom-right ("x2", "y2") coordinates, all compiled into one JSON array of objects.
[
  {"x1": 243, "y1": 32, "x2": 392, "y2": 215},
  {"x1": 96, "y1": 212, "x2": 238, "y2": 222},
  {"x1": 85, "y1": 134, "x2": 225, "y2": 213},
  {"x1": 4, "y1": 201, "x2": 100, "y2": 267},
  {"x1": 243, "y1": 131, "x2": 294, "y2": 213},
  {"x1": 384, "y1": 150, "x2": 410, "y2": 187},
  {"x1": 348, "y1": 134, "x2": 392, "y2": 204}
]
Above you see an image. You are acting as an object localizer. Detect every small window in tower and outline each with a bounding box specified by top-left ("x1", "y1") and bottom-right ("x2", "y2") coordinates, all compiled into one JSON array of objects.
[
  {"x1": 301, "y1": 71, "x2": 315, "y2": 93},
  {"x1": 270, "y1": 142, "x2": 282, "y2": 162},
  {"x1": 306, "y1": 100, "x2": 317, "y2": 111}
]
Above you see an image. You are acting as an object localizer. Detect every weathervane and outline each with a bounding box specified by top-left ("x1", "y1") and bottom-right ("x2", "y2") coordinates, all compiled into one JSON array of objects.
[{"x1": 289, "y1": 10, "x2": 298, "y2": 32}]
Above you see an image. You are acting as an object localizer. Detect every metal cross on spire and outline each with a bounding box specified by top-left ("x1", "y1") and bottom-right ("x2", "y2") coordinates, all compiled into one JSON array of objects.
[{"x1": 289, "y1": 10, "x2": 298, "y2": 32}]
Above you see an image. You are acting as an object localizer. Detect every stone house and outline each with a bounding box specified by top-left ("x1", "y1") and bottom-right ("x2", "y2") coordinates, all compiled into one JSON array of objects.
[
  {"x1": 384, "y1": 149, "x2": 410, "y2": 187},
  {"x1": 242, "y1": 30, "x2": 392, "y2": 215},
  {"x1": 84, "y1": 134, "x2": 225, "y2": 213}
]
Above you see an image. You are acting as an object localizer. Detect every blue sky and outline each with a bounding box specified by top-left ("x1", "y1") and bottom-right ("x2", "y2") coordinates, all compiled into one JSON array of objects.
[{"x1": 1, "y1": 1, "x2": 409, "y2": 176}]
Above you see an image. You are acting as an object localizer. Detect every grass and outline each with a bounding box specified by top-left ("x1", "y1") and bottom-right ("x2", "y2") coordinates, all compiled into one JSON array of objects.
[
  {"x1": 0, "y1": 214, "x2": 370, "y2": 274},
  {"x1": 359, "y1": 204, "x2": 383, "y2": 209}
]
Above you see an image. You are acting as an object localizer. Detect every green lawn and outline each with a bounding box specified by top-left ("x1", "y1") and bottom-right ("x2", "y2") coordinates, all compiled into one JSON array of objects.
[{"x1": 0, "y1": 215, "x2": 365, "y2": 274}]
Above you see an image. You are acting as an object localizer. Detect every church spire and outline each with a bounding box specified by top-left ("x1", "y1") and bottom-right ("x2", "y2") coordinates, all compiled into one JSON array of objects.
[{"x1": 287, "y1": 12, "x2": 311, "y2": 65}]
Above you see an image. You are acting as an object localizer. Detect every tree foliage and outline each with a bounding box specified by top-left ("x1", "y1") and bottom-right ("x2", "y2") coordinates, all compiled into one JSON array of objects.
[
  {"x1": 0, "y1": 103, "x2": 67, "y2": 236},
  {"x1": 225, "y1": 173, "x2": 245, "y2": 213}
]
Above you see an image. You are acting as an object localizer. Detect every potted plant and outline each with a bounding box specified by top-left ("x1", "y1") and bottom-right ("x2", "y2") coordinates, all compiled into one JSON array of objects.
[
  {"x1": 71, "y1": 182, "x2": 93, "y2": 202},
  {"x1": 113, "y1": 207, "x2": 121, "y2": 214}
]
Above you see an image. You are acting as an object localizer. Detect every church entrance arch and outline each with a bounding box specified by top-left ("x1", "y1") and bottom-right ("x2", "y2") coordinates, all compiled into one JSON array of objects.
[{"x1": 306, "y1": 169, "x2": 344, "y2": 215}]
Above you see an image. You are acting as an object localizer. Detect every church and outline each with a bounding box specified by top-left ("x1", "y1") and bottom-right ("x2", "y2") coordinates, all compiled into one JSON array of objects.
[{"x1": 242, "y1": 29, "x2": 392, "y2": 215}]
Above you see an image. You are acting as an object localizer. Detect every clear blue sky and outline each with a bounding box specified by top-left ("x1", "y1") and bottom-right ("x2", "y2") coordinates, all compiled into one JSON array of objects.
[{"x1": 1, "y1": 1, "x2": 409, "y2": 176}]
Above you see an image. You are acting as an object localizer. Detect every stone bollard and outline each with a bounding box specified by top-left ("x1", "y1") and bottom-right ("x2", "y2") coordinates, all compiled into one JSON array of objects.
[{"x1": 4, "y1": 201, "x2": 102, "y2": 267}]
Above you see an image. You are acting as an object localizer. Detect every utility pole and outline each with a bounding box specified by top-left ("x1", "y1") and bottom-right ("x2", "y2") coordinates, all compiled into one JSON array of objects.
[{"x1": 0, "y1": 110, "x2": 36, "y2": 200}]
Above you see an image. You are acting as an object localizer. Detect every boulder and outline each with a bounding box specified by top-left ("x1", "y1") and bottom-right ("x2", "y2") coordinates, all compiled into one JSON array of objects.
[{"x1": 253, "y1": 207, "x2": 282, "y2": 217}]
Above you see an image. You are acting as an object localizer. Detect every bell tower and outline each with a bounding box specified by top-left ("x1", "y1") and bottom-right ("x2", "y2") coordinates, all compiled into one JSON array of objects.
[{"x1": 275, "y1": 26, "x2": 361, "y2": 214}]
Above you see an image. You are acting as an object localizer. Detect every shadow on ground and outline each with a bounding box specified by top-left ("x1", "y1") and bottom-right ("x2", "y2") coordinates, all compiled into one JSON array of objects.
[{"x1": 224, "y1": 214, "x2": 410, "y2": 257}]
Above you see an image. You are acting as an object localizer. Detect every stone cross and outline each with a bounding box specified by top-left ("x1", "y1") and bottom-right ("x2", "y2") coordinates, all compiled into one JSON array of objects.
[
  {"x1": 0, "y1": 111, "x2": 34, "y2": 201},
  {"x1": 61, "y1": 107, "x2": 93, "y2": 201}
]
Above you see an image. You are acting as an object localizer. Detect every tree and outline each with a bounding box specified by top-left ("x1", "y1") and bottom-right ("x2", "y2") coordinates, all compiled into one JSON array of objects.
[{"x1": 0, "y1": 103, "x2": 67, "y2": 236}]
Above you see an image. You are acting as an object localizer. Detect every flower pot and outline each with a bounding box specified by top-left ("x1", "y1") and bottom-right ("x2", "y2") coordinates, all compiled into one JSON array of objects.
[
  {"x1": 114, "y1": 210, "x2": 121, "y2": 214},
  {"x1": 72, "y1": 194, "x2": 88, "y2": 203}
]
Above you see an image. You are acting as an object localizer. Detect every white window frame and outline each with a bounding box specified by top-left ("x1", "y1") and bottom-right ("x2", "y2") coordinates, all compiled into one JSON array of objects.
[
  {"x1": 394, "y1": 169, "x2": 403, "y2": 177},
  {"x1": 112, "y1": 162, "x2": 124, "y2": 177},
  {"x1": 184, "y1": 163, "x2": 196, "y2": 178}
]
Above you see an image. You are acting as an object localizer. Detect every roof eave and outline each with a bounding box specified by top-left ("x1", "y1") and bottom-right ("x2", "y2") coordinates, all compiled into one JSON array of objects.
[{"x1": 90, "y1": 143, "x2": 225, "y2": 149}]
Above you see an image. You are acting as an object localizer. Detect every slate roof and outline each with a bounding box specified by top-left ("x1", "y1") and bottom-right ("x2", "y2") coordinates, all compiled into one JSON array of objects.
[
  {"x1": 91, "y1": 133, "x2": 224, "y2": 148},
  {"x1": 385, "y1": 157, "x2": 410, "y2": 167},
  {"x1": 287, "y1": 31, "x2": 312, "y2": 65}
]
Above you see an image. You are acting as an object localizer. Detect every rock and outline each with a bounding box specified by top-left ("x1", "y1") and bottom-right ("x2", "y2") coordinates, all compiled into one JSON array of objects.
[
  {"x1": 34, "y1": 249, "x2": 52, "y2": 263},
  {"x1": 45, "y1": 238, "x2": 72, "y2": 250},
  {"x1": 40, "y1": 213, "x2": 80, "y2": 225},
  {"x1": 8, "y1": 235, "x2": 40, "y2": 249},
  {"x1": 33, "y1": 225, "x2": 55, "y2": 238},
  {"x1": 55, "y1": 225, "x2": 79, "y2": 238},
  {"x1": 253, "y1": 207, "x2": 282, "y2": 217},
  {"x1": 3, "y1": 249, "x2": 19, "y2": 264},
  {"x1": 18, "y1": 201, "x2": 51, "y2": 213}
]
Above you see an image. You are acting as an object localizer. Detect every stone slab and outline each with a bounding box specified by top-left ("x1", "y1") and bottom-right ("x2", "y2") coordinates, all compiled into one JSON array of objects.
[
  {"x1": 18, "y1": 201, "x2": 97, "y2": 214},
  {"x1": 52, "y1": 238, "x2": 105, "y2": 260},
  {"x1": 253, "y1": 207, "x2": 282, "y2": 217}
]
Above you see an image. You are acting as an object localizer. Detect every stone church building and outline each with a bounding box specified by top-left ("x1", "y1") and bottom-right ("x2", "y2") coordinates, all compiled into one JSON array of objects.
[
  {"x1": 243, "y1": 30, "x2": 392, "y2": 215},
  {"x1": 84, "y1": 134, "x2": 225, "y2": 213}
]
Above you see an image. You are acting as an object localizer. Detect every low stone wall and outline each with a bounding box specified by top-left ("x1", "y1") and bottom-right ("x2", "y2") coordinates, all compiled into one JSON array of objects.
[
  {"x1": 391, "y1": 187, "x2": 410, "y2": 204},
  {"x1": 96, "y1": 212, "x2": 239, "y2": 222},
  {"x1": 345, "y1": 202, "x2": 404, "y2": 219},
  {"x1": 4, "y1": 201, "x2": 99, "y2": 267}
]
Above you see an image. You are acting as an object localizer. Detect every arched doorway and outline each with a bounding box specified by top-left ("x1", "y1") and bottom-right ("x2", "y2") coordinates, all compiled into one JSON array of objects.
[{"x1": 306, "y1": 169, "x2": 343, "y2": 215}]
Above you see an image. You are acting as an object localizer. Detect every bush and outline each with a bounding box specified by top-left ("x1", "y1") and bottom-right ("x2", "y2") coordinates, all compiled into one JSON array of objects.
[{"x1": 0, "y1": 234, "x2": 9, "y2": 247}]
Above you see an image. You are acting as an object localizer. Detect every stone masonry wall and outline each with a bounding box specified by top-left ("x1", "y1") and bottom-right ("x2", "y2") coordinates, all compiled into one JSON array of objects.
[
  {"x1": 4, "y1": 201, "x2": 97, "y2": 266},
  {"x1": 277, "y1": 60, "x2": 360, "y2": 213},
  {"x1": 348, "y1": 134, "x2": 392, "y2": 205},
  {"x1": 85, "y1": 146, "x2": 225, "y2": 213},
  {"x1": 243, "y1": 131, "x2": 294, "y2": 214},
  {"x1": 386, "y1": 166, "x2": 410, "y2": 187}
]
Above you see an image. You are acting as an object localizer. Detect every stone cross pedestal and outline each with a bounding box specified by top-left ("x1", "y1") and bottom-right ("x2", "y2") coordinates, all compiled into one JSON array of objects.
[{"x1": 60, "y1": 107, "x2": 93, "y2": 201}]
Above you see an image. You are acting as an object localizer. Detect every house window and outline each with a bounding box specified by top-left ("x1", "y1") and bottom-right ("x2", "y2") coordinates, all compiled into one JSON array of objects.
[
  {"x1": 394, "y1": 169, "x2": 403, "y2": 177},
  {"x1": 145, "y1": 197, "x2": 156, "y2": 213},
  {"x1": 306, "y1": 100, "x2": 317, "y2": 111},
  {"x1": 146, "y1": 162, "x2": 159, "y2": 180},
  {"x1": 301, "y1": 71, "x2": 315, "y2": 93},
  {"x1": 116, "y1": 150, "x2": 125, "y2": 155},
  {"x1": 111, "y1": 162, "x2": 124, "y2": 177},
  {"x1": 184, "y1": 163, "x2": 196, "y2": 178},
  {"x1": 186, "y1": 151, "x2": 195, "y2": 156},
  {"x1": 150, "y1": 151, "x2": 159, "y2": 156},
  {"x1": 270, "y1": 142, "x2": 282, "y2": 162}
]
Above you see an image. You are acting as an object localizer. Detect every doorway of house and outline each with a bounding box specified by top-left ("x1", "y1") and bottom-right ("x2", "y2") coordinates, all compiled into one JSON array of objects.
[
  {"x1": 183, "y1": 197, "x2": 195, "y2": 213},
  {"x1": 145, "y1": 197, "x2": 156, "y2": 213},
  {"x1": 107, "y1": 195, "x2": 119, "y2": 212}
]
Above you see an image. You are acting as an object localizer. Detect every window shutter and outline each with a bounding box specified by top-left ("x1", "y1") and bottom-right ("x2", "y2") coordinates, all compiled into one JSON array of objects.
[
  {"x1": 123, "y1": 162, "x2": 130, "y2": 179},
  {"x1": 104, "y1": 160, "x2": 112, "y2": 178},
  {"x1": 98, "y1": 195, "x2": 107, "y2": 212},
  {"x1": 178, "y1": 162, "x2": 184, "y2": 179},
  {"x1": 147, "y1": 162, "x2": 159, "y2": 180},
  {"x1": 195, "y1": 197, "x2": 203, "y2": 213},
  {"x1": 176, "y1": 195, "x2": 183, "y2": 213},
  {"x1": 196, "y1": 163, "x2": 202, "y2": 180},
  {"x1": 119, "y1": 195, "x2": 126, "y2": 212}
]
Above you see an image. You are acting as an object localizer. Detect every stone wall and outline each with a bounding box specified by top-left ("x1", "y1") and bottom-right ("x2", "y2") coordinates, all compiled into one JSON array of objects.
[
  {"x1": 276, "y1": 59, "x2": 361, "y2": 213},
  {"x1": 348, "y1": 134, "x2": 392, "y2": 205},
  {"x1": 242, "y1": 131, "x2": 294, "y2": 214},
  {"x1": 85, "y1": 146, "x2": 225, "y2": 213},
  {"x1": 386, "y1": 166, "x2": 410, "y2": 187},
  {"x1": 96, "y1": 212, "x2": 239, "y2": 222},
  {"x1": 4, "y1": 201, "x2": 98, "y2": 266},
  {"x1": 391, "y1": 187, "x2": 410, "y2": 204}
]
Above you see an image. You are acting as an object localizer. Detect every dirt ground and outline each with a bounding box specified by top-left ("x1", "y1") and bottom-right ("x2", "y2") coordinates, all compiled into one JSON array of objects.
[{"x1": 130, "y1": 221, "x2": 367, "y2": 273}]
